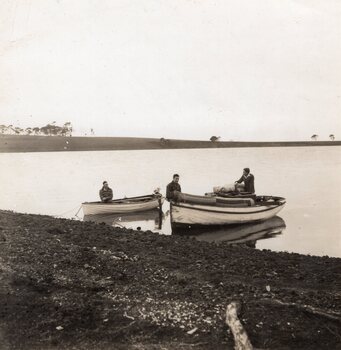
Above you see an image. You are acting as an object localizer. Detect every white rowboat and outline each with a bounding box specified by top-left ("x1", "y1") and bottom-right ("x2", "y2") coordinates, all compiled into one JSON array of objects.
[
  {"x1": 170, "y1": 195, "x2": 286, "y2": 227},
  {"x1": 82, "y1": 195, "x2": 164, "y2": 216}
]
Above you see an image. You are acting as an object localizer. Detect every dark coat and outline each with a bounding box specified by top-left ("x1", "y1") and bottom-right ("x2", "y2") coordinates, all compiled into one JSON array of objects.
[
  {"x1": 99, "y1": 187, "x2": 113, "y2": 202},
  {"x1": 166, "y1": 181, "x2": 181, "y2": 200},
  {"x1": 236, "y1": 174, "x2": 255, "y2": 193}
]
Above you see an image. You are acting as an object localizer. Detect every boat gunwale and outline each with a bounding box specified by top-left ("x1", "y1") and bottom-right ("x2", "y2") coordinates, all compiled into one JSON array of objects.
[
  {"x1": 171, "y1": 203, "x2": 282, "y2": 215},
  {"x1": 82, "y1": 194, "x2": 163, "y2": 205}
]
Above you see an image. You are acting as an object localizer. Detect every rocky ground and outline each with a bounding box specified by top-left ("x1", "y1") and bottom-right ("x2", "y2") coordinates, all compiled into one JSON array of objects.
[{"x1": 0, "y1": 210, "x2": 340, "y2": 350}]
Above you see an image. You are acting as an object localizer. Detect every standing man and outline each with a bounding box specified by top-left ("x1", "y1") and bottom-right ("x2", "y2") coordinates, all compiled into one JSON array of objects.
[
  {"x1": 99, "y1": 181, "x2": 113, "y2": 202},
  {"x1": 166, "y1": 174, "x2": 181, "y2": 201},
  {"x1": 234, "y1": 168, "x2": 255, "y2": 193}
]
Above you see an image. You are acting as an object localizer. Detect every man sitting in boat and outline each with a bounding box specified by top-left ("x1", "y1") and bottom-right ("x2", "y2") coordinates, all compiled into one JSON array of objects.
[
  {"x1": 99, "y1": 181, "x2": 113, "y2": 202},
  {"x1": 166, "y1": 174, "x2": 181, "y2": 201},
  {"x1": 234, "y1": 168, "x2": 255, "y2": 193}
]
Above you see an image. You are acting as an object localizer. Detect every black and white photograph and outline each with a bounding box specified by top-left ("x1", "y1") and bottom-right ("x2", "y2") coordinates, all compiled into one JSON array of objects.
[{"x1": 0, "y1": 1, "x2": 340, "y2": 349}]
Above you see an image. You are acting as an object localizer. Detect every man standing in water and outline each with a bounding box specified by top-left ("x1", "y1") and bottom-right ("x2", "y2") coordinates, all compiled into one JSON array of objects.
[
  {"x1": 99, "y1": 181, "x2": 113, "y2": 202},
  {"x1": 235, "y1": 168, "x2": 255, "y2": 193},
  {"x1": 166, "y1": 174, "x2": 181, "y2": 201}
]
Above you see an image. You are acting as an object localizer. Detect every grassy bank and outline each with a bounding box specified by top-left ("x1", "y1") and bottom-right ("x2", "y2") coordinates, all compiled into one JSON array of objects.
[
  {"x1": 0, "y1": 135, "x2": 340, "y2": 153},
  {"x1": 0, "y1": 210, "x2": 340, "y2": 349}
]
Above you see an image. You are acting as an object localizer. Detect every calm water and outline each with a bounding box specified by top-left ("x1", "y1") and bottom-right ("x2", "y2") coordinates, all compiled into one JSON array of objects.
[{"x1": 0, "y1": 147, "x2": 340, "y2": 257}]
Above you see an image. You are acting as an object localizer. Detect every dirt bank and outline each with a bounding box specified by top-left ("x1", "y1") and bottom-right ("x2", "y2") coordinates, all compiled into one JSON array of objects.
[
  {"x1": 0, "y1": 210, "x2": 340, "y2": 349},
  {"x1": 1, "y1": 134, "x2": 340, "y2": 153}
]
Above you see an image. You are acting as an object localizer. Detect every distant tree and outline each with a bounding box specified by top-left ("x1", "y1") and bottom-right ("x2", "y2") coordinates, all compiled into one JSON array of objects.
[
  {"x1": 160, "y1": 137, "x2": 171, "y2": 146},
  {"x1": 40, "y1": 124, "x2": 62, "y2": 136},
  {"x1": 311, "y1": 134, "x2": 318, "y2": 141},
  {"x1": 25, "y1": 127, "x2": 33, "y2": 135},
  {"x1": 51, "y1": 125, "x2": 63, "y2": 136},
  {"x1": 0, "y1": 125, "x2": 6, "y2": 134},
  {"x1": 90, "y1": 128, "x2": 95, "y2": 135},
  {"x1": 40, "y1": 125, "x2": 50, "y2": 136},
  {"x1": 14, "y1": 127, "x2": 24, "y2": 135},
  {"x1": 329, "y1": 134, "x2": 335, "y2": 141},
  {"x1": 32, "y1": 127, "x2": 40, "y2": 135},
  {"x1": 210, "y1": 136, "x2": 221, "y2": 142},
  {"x1": 63, "y1": 122, "x2": 72, "y2": 136}
]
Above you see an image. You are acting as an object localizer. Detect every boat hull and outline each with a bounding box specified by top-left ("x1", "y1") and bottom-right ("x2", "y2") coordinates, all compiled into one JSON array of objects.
[
  {"x1": 82, "y1": 196, "x2": 164, "y2": 215},
  {"x1": 171, "y1": 199, "x2": 285, "y2": 227}
]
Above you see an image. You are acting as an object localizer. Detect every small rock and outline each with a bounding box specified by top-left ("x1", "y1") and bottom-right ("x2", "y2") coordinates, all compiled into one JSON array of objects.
[
  {"x1": 56, "y1": 326, "x2": 63, "y2": 331},
  {"x1": 187, "y1": 327, "x2": 198, "y2": 335}
]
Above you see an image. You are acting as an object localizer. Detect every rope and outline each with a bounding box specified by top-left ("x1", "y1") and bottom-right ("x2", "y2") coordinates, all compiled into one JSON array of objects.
[
  {"x1": 74, "y1": 205, "x2": 83, "y2": 218},
  {"x1": 53, "y1": 205, "x2": 82, "y2": 219}
]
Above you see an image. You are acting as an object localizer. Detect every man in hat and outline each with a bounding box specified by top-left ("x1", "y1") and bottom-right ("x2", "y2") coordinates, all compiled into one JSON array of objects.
[
  {"x1": 234, "y1": 168, "x2": 255, "y2": 193},
  {"x1": 99, "y1": 181, "x2": 113, "y2": 202}
]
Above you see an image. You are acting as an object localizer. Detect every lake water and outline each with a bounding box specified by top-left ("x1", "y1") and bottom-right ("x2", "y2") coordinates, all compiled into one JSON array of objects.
[{"x1": 0, "y1": 147, "x2": 340, "y2": 258}]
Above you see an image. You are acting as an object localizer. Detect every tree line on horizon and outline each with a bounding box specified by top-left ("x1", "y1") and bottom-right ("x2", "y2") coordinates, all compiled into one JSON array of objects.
[
  {"x1": 209, "y1": 135, "x2": 337, "y2": 142},
  {"x1": 311, "y1": 134, "x2": 336, "y2": 141},
  {"x1": 0, "y1": 122, "x2": 73, "y2": 136},
  {"x1": 0, "y1": 123, "x2": 337, "y2": 141}
]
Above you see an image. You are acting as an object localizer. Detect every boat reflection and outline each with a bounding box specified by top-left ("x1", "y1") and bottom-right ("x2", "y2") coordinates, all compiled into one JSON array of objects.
[
  {"x1": 83, "y1": 209, "x2": 165, "y2": 231},
  {"x1": 172, "y1": 216, "x2": 286, "y2": 247}
]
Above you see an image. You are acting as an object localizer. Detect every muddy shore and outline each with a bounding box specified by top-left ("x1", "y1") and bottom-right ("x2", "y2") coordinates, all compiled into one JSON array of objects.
[{"x1": 0, "y1": 210, "x2": 340, "y2": 349}]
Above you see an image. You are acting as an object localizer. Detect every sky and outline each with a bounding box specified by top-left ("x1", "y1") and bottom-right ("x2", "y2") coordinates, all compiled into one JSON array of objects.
[{"x1": 0, "y1": 0, "x2": 340, "y2": 141}]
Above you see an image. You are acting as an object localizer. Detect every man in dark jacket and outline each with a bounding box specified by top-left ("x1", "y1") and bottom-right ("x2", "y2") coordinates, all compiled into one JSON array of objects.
[
  {"x1": 166, "y1": 174, "x2": 181, "y2": 201},
  {"x1": 235, "y1": 168, "x2": 255, "y2": 193},
  {"x1": 99, "y1": 181, "x2": 113, "y2": 202}
]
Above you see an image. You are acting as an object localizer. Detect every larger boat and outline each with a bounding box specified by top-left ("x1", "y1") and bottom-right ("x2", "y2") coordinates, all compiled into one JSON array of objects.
[
  {"x1": 82, "y1": 194, "x2": 164, "y2": 215},
  {"x1": 170, "y1": 192, "x2": 286, "y2": 228}
]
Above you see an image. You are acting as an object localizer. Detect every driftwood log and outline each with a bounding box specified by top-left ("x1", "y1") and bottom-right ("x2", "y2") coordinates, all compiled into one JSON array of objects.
[{"x1": 225, "y1": 302, "x2": 253, "y2": 350}]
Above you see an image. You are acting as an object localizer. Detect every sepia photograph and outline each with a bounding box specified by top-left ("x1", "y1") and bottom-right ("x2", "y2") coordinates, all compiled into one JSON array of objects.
[{"x1": 0, "y1": 1, "x2": 340, "y2": 349}]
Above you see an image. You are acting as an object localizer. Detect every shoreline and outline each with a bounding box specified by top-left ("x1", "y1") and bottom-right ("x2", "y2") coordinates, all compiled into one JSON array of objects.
[
  {"x1": 1, "y1": 135, "x2": 340, "y2": 153},
  {"x1": 0, "y1": 209, "x2": 340, "y2": 349}
]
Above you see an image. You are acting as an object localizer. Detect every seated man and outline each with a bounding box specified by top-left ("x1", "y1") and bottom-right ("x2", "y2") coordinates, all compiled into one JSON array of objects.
[
  {"x1": 166, "y1": 174, "x2": 181, "y2": 201},
  {"x1": 234, "y1": 168, "x2": 255, "y2": 193},
  {"x1": 99, "y1": 181, "x2": 113, "y2": 202}
]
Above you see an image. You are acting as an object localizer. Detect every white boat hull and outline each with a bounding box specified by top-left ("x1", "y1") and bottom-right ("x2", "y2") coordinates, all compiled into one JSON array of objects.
[
  {"x1": 171, "y1": 200, "x2": 285, "y2": 226},
  {"x1": 82, "y1": 196, "x2": 164, "y2": 215}
]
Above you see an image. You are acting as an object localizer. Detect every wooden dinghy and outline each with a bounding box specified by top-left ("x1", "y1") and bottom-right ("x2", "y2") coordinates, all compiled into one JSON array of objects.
[
  {"x1": 82, "y1": 195, "x2": 164, "y2": 215},
  {"x1": 170, "y1": 194, "x2": 286, "y2": 227}
]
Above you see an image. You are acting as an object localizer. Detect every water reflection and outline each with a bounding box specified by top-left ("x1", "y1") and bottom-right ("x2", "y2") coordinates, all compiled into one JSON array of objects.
[
  {"x1": 84, "y1": 209, "x2": 285, "y2": 248},
  {"x1": 172, "y1": 216, "x2": 286, "y2": 247},
  {"x1": 83, "y1": 209, "x2": 167, "y2": 231}
]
